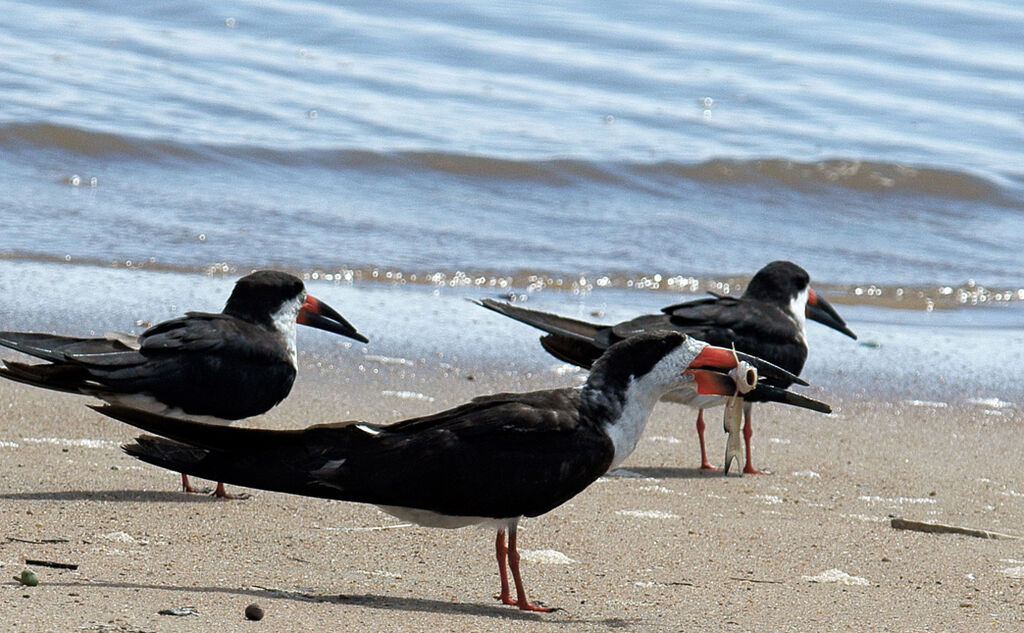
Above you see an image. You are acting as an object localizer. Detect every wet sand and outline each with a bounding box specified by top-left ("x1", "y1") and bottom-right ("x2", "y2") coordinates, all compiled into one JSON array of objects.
[{"x1": 2, "y1": 353, "x2": 1023, "y2": 633}]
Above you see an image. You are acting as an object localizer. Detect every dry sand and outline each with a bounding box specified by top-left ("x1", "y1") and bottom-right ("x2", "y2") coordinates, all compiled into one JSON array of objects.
[{"x1": 1, "y1": 357, "x2": 1023, "y2": 632}]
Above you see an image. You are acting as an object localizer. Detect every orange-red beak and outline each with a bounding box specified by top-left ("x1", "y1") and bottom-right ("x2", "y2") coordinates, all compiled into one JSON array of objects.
[
  {"x1": 685, "y1": 344, "x2": 832, "y2": 414},
  {"x1": 687, "y1": 345, "x2": 806, "y2": 386},
  {"x1": 806, "y1": 288, "x2": 857, "y2": 339},
  {"x1": 297, "y1": 295, "x2": 368, "y2": 343}
]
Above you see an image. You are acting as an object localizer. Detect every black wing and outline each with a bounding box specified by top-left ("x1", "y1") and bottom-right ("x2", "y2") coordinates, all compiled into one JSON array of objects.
[
  {"x1": 1, "y1": 314, "x2": 296, "y2": 419},
  {"x1": 610, "y1": 297, "x2": 809, "y2": 378},
  {"x1": 105, "y1": 388, "x2": 614, "y2": 520},
  {"x1": 475, "y1": 299, "x2": 610, "y2": 370},
  {"x1": 474, "y1": 299, "x2": 606, "y2": 343},
  {"x1": 0, "y1": 331, "x2": 140, "y2": 365},
  {"x1": 0, "y1": 330, "x2": 150, "y2": 396}
]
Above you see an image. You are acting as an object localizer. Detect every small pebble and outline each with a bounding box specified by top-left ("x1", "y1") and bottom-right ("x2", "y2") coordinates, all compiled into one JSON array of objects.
[
  {"x1": 19, "y1": 570, "x2": 39, "y2": 587},
  {"x1": 245, "y1": 603, "x2": 264, "y2": 621}
]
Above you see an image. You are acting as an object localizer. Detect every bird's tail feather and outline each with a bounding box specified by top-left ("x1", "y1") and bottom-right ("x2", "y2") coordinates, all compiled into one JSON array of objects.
[
  {"x1": 0, "y1": 332, "x2": 135, "y2": 363},
  {"x1": 94, "y1": 404, "x2": 307, "y2": 451},
  {"x1": 123, "y1": 434, "x2": 336, "y2": 498},
  {"x1": 124, "y1": 435, "x2": 216, "y2": 478},
  {"x1": 0, "y1": 332, "x2": 81, "y2": 362},
  {"x1": 100, "y1": 404, "x2": 371, "y2": 500},
  {"x1": 474, "y1": 298, "x2": 605, "y2": 342},
  {"x1": 539, "y1": 335, "x2": 602, "y2": 370},
  {"x1": 0, "y1": 361, "x2": 96, "y2": 395}
]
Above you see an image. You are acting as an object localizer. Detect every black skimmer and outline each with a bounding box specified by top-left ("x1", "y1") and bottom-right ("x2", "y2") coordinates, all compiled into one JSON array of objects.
[
  {"x1": 96, "y1": 332, "x2": 828, "y2": 611},
  {"x1": 476, "y1": 260, "x2": 856, "y2": 474},
  {"x1": 0, "y1": 270, "x2": 368, "y2": 497}
]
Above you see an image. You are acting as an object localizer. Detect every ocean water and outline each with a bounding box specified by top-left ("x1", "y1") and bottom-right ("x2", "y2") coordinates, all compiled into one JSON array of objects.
[
  {"x1": 0, "y1": 261, "x2": 1020, "y2": 405},
  {"x1": 0, "y1": 0, "x2": 1021, "y2": 401}
]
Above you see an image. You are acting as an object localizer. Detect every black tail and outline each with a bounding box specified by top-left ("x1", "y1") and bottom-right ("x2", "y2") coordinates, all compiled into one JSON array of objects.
[
  {"x1": 1, "y1": 331, "x2": 144, "y2": 398},
  {"x1": 124, "y1": 435, "x2": 218, "y2": 479},
  {"x1": 0, "y1": 361, "x2": 97, "y2": 396},
  {"x1": 95, "y1": 404, "x2": 309, "y2": 451},
  {"x1": 0, "y1": 332, "x2": 83, "y2": 362},
  {"x1": 0, "y1": 331, "x2": 136, "y2": 362},
  {"x1": 539, "y1": 335, "x2": 602, "y2": 370},
  {"x1": 122, "y1": 434, "x2": 333, "y2": 497},
  {"x1": 474, "y1": 299, "x2": 607, "y2": 343},
  {"x1": 474, "y1": 298, "x2": 608, "y2": 369},
  {"x1": 99, "y1": 405, "x2": 368, "y2": 500}
]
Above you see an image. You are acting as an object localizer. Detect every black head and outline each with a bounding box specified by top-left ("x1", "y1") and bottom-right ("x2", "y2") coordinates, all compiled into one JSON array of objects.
[
  {"x1": 587, "y1": 331, "x2": 689, "y2": 395},
  {"x1": 222, "y1": 270, "x2": 306, "y2": 324},
  {"x1": 742, "y1": 261, "x2": 810, "y2": 305}
]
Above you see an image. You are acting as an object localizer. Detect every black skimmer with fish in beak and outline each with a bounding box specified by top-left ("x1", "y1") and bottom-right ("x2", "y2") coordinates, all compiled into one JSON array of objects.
[
  {"x1": 0, "y1": 270, "x2": 368, "y2": 497},
  {"x1": 96, "y1": 331, "x2": 829, "y2": 611},
  {"x1": 475, "y1": 260, "x2": 855, "y2": 474}
]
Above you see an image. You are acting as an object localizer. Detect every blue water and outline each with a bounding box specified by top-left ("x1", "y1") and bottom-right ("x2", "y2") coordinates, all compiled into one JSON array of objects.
[
  {"x1": 0, "y1": 1, "x2": 1022, "y2": 317},
  {"x1": 0, "y1": 261, "x2": 1020, "y2": 404}
]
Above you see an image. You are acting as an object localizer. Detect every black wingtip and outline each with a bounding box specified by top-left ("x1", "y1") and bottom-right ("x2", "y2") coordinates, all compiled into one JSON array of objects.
[
  {"x1": 121, "y1": 439, "x2": 144, "y2": 457},
  {"x1": 90, "y1": 404, "x2": 144, "y2": 427},
  {"x1": 89, "y1": 403, "x2": 182, "y2": 434},
  {"x1": 474, "y1": 297, "x2": 506, "y2": 311},
  {"x1": 748, "y1": 384, "x2": 832, "y2": 414}
]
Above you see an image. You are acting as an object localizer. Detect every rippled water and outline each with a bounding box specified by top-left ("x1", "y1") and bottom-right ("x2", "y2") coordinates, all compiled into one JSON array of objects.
[{"x1": 1, "y1": 0, "x2": 1022, "y2": 302}]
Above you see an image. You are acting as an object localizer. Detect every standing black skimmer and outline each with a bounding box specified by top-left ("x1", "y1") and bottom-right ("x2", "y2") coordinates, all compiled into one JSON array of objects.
[
  {"x1": 0, "y1": 270, "x2": 368, "y2": 497},
  {"x1": 476, "y1": 261, "x2": 856, "y2": 474},
  {"x1": 95, "y1": 331, "x2": 828, "y2": 611}
]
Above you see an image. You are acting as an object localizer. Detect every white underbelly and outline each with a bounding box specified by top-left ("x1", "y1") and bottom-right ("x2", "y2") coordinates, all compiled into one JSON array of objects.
[
  {"x1": 103, "y1": 394, "x2": 234, "y2": 426},
  {"x1": 660, "y1": 389, "x2": 727, "y2": 410},
  {"x1": 376, "y1": 505, "x2": 515, "y2": 530}
]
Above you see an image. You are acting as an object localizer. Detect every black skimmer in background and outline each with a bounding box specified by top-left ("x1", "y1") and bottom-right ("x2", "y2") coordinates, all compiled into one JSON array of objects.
[
  {"x1": 476, "y1": 260, "x2": 856, "y2": 474},
  {"x1": 96, "y1": 331, "x2": 829, "y2": 611},
  {"x1": 0, "y1": 270, "x2": 368, "y2": 497}
]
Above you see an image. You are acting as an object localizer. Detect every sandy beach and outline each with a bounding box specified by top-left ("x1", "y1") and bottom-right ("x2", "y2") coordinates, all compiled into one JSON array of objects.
[
  {"x1": 3, "y1": 0, "x2": 1022, "y2": 627},
  {"x1": 2, "y1": 346, "x2": 1023, "y2": 633}
]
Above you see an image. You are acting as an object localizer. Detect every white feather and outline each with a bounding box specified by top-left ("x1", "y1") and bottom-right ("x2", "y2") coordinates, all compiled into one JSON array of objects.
[
  {"x1": 376, "y1": 505, "x2": 515, "y2": 529},
  {"x1": 269, "y1": 294, "x2": 304, "y2": 367},
  {"x1": 102, "y1": 393, "x2": 231, "y2": 425},
  {"x1": 602, "y1": 336, "x2": 707, "y2": 469},
  {"x1": 789, "y1": 287, "x2": 809, "y2": 343}
]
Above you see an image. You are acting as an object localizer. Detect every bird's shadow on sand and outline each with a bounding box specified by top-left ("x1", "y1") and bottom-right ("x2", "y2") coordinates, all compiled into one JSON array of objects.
[
  {"x1": 610, "y1": 466, "x2": 732, "y2": 480},
  {"x1": 40, "y1": 580, "x2": 636, "y2": 625},
  {"x1": 0, "y1": 489, "x2": 226, "y2": 503}
]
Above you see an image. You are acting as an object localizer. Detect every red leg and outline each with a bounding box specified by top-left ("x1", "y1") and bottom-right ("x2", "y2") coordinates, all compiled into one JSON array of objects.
[
  {"x1": 742, "y1": 407, "x2": 768, "y2": 475},
  {"x1": 506, "y1": 526, "x2": 552, "y2": 612},
  {"x1": 181, "y1": 473, "x2": 203, "y2": 493},
  {"x1": 495, "y1": 530, "x2": 514, "y2": 606},
  {"x1": 212, "y1": 481, "x2": 249, "y2": 500},
  {"x1": 696, "y1": 410, "x2": 717, "y2": 470}
]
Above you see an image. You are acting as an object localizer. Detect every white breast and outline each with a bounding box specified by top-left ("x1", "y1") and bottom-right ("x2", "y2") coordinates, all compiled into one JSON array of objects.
[
  {"x1": 103, "y1": 393, "x2": 233, "y2": 426},
  {"x1": 789, "y1": 287, "x2": 809, "y2": 344},
  {"x1": 269, "y1": 296, "x2": 302, "y2": 367},
  {"x1": 376, "y1": 505, "x2": 515, "y2": 530},
  {"x1": 601, "y1": 338, "x2": 706, "y2": 469}
]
